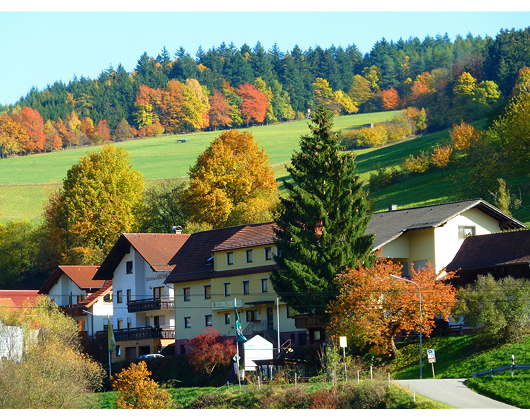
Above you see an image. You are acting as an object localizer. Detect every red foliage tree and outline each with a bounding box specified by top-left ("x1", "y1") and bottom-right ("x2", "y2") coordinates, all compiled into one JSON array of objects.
[
  {"x1": 93, "y1": 120, "x2": 111, "y2": 143},
  {"x1": 381, "y1": 87, "x2": 400, "y2": 110},
  {"x1": 235, "y1": 82, "x2": 269, "y2": 126},
  {"x1": 185, "y1": 327, "x2": 236, "y2": 377}
]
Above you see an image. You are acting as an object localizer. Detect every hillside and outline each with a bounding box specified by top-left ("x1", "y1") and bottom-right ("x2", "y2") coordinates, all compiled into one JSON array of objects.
[{"x1": 1, "y1": 109, "x2": 529, "y2": 227}]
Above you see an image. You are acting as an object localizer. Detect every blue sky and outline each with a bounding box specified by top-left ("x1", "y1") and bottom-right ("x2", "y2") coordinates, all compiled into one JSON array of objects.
[{"x1": 0, "y1": 5, "x2": 528, "y2": 106}]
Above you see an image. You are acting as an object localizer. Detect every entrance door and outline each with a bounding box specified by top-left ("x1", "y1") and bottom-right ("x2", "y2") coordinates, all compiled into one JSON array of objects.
[{"x1": 267, "y1": 307, "x2": 274, "y2": 330}]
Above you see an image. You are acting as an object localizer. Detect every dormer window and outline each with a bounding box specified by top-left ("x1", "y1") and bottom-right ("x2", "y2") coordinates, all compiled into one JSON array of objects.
[
  {"x1": 458, "y1": 226, "x2": 475, "y2": 239},
  {"x1": 265, "y1": 246, "x2": 272, "y2": 261},
  {"x1": 227, "y1": 252, "x2": 234, "y2": 265},
  {"x1": 246, "y1": 249, "x2": 253, "y2": 263}
]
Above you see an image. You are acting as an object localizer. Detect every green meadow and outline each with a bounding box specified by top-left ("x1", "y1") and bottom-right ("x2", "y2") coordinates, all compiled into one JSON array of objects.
[{"x1": 2, "y1": 109, "x2": 529, "y2": 227}]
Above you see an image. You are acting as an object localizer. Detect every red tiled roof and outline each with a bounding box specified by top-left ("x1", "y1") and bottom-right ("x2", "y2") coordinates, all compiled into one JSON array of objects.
[
  {"x1": 165, "y1": 222, "x2": 277, "y2": 284},
  {"x1": 94, "y1": 233, "x2": 190, "y2": 280},
  {"x1": 77, "y1": 280, "x2": 113, "y2": 308},
  {"x1": 39, "y1": 266, "x2": 102, "y2": 295},
  {"x1": 0, "y1": 289, "x2": 40, "y2": 309}
]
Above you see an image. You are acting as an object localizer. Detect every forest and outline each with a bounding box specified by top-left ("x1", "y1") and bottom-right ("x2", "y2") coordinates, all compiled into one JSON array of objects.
[{"x1": 1, "y1": 26, "x2": 530, "y2": 158}]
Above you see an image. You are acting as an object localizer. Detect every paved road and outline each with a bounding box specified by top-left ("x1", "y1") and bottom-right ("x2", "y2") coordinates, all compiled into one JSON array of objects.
[{"x1": 394, "y1": 378, "x2": 519, "y2": 409}]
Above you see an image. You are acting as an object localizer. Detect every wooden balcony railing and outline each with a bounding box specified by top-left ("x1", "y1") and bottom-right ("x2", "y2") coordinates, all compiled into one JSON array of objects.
[
  {"x1": 127, "y1": 297, "x2": 174, "y2": 313},
  {"x1": 113, "y1": 326, "x2": 175, "y2": 341}
]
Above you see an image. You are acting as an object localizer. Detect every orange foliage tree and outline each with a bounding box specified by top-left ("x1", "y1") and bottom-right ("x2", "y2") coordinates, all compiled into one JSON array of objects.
[
  {"x1": 449, "y1": 121, "x2": 482, "y2": 152},
  {"x1": 430, "y1": 144, "x2": 453, "y2": 176},
  {"x1": 208, "y1": 89, "x2": 232, "y2": 130},
  {"x1": 327, "y1": 255, "x2": 457, "y2": 355},
  {"x1": 0, "y1": 114, "x2": 29, "y2": 158},
  {"x1": 20, "y1": 107, "x2": 46, "y2": 152},
  {"x1": 235, "y1": 82, "x2": 269, "y2": 126},
  {"x1": 381, "y1": 87, "x2": 400, "y2": 110}
]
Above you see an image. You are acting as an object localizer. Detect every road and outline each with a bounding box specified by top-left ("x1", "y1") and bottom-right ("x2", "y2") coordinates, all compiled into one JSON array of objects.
[{"x1": 394, "y1": 378, "x2": 519, "y2": 409}]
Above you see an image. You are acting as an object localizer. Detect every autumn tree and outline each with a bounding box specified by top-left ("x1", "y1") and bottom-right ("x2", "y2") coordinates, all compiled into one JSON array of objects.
[
  {"x1": 208, "y1": 89, "x2": 232, "y2": 130},
  {"x1": 348, "y1": 75, "x2": 372, "y2": 108},
  {"x1": 328, "y1": 255, "x2": 457, "y2": 355},
  {"x1": 182, "y1": 130, "x2": 278, "y2": 228},
  {"x1": 430, "y1": 144, "x2": 453, "y2": 176},
  {"x1": 235, "y1": 82, "x2": 269, "y2": 126},
  {"x1": 381, "y1": 87, "x2": 400, "y2": 110},
  {"x1": 185, "y1": 327, "x2": 236, "y2": 378},
  {"x1": 449, "y1": 121, "x2": 482, "y2": 152},
  {"x1": 0, "y1": 114, "x2": 29, "y2": 158},
  {"x1": 114, "y1": 119, "x2": 136, "y2": 141},
  {"x1": 111, "y1": 361, "x2": 172, "y2": 409},
  {"x1": 0, "y1": 296, "x2": 105, "y2": 408},
  {"x1": 19, "y1": 107, "x2": 45, "y2": 152},
  {"x1": 402, "y1": 151, "x2": 430, "y2": 176},
  {"x1": 92, "y1": 120, "x2": 111, "y2": 143},
  {"x1": 270, "y1": 107, "x2": 375, "y2": 316},
  {"x1": 42, "y1": 144, "x2": 144, "y2": 265}
]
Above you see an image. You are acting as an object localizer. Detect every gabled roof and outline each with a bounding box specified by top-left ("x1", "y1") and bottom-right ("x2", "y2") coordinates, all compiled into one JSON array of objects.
[
  {"x1": 165, "y1": 222, "x2": 277, "y2": 284},
  {"x1": 446, "y1": 229, "x2": 530, "y2": 272},
  {"x1": 366, "y1": 199, "x2": 527, "y2": 251},
  {"x1": 76, "y1": 280, "x2": 113, "y2": 309},
  {"x1": 39, "y1": 266, "x2": 102, "y2": 295},
  {"x1": 93, "y1": 233, "x2": 190, "y2": 280},
  {"x1": 0, "y1": 290, "x2": 40, "y2": 309}
]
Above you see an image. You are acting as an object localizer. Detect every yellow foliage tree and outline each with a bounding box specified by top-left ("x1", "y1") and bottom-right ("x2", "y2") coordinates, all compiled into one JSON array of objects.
[
  {"x1": 430, "y1": 144, "x2": 453, "y2": 176},
  {"x1": 449, "y1": 121, "x2": 482, "y2": 152},
  {"x1": 182, "y1": 130, "x2": 278, "y2": 228},
  {"x1": 112, "y1": 361, "x2": 172, "y2": 409}
]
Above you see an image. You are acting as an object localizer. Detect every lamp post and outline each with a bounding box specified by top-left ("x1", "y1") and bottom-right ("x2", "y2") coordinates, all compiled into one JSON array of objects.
[{"x1": 390, "y1": 274, "x2": 423, "y2": 379}]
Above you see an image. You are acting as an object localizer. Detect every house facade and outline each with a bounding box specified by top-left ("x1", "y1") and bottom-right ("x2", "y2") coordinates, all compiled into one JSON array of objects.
[
  {"x1": 164, "y1": 222, "x2": 308, "y2": 355},
  {"x1": 367, "y1": 200, "x2": 527, "y2": 276},
  {"x1": 38, "y1": 266, "x2": 112, "y2": 338},
  {"x1": 93, "y1": 232, "x2": 189, "y2": 361}
]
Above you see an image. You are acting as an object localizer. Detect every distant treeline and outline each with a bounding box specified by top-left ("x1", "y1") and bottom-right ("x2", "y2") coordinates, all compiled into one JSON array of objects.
[{"x1": 0, "y1": 27, "x2": 529, "y2": 157}]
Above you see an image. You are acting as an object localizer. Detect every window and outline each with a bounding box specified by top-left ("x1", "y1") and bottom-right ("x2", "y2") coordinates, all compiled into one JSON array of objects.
[
  {"x1": 458, "y1": 226, "x2": 476, "y2": 239},
  {"x1": 184, "y1": 317, "x2": 191, "y2": 329},
  {"x1": 227, "y1": 252, "x2": 234, "y2": 265},
  {"x1": 127, "y1": 317, "x2": 132, "y2": 329},
  {"x1": 224, "y1": 313, "x2": 231, "y2": 324},
  {"x1": 126, "y1": 260, "x2": 133, "y2": 274},
  {"x1": 261, "y1": 278, "x2": 269, "y2": 293},
  {"x1": 205, "y1": 314, "x2": 213, "y2": 327},
  {"x1": 183, "y1": 287, "x2": 191, "y2": 302},
  {"x1": 153, "y1": 287, "x2": 163, "y2": 299},
  {"x1": 116, "y1": 290, "x2": 123, "y2": 304},
  {"x1": 103, "y1": 292, "x2": 113, "y2": 303},
  {"x1": 126, "y1": 289, "x2": 132, "y2": 302},
  {"x1": 243, "y1": 280, "x2": 250, "y2": 295},
  {"x1": 265, "y1": 246, "x2": 272, "y2": 261},
  {"x1": 116, "y1": 345, "x2": 121, "y2": 357},
  {"x1": 246, "y1": 249, "x2": 253, "y2": 263},
  {"x1": 117, "y1": 319, "x2": 123, "y2": 329},
  {"x1": 287, "y1": 307, "x2": 298, "y2": 318},
  {"x1": 246, "y1": 310, "x2": 257, "y2": 322},
  {"x1": 224, "y1": 282, "x2": 231, "y2": 297},
  {"x1": 204, "y1": 285, "x2": 211, "y2": 299}
]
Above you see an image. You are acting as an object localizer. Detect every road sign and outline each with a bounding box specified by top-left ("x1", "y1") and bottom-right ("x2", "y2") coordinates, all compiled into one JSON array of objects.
[
  {"x1": 427, "y1": 349, "x2": 436, "y2": 363},
  {"x1": 233, "y1": 354, "x2": 241, "y2": 362}
]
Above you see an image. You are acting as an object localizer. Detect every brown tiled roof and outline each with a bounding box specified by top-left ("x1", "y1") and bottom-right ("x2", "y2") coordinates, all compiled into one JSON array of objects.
[
  {"x1": 94, "y1": 233, "x2": 190, "y2": 280},
  {"x1": 165, "y1": 222, "x2": 277, "y2": 284},
  {"x1": 0, "y1": 290, "x2": 40, "y2": 309},
  {"x1": 446, "y1": 229, "x2": 530, "y2": 272},
  {"x1": 77, "y1": 280, "x2": 113, "y2": 308},
  {"x1": 39, "y1": 266, "x2": 102, "y2": 295},
  {"x1": 367, "y1": 199, "x2": 527, "y2": 250}
]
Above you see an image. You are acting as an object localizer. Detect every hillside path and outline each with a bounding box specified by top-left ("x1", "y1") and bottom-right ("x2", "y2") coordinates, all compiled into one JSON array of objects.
[{"x1": 394, "y1": 378, "x2": 519, "y2": 409}]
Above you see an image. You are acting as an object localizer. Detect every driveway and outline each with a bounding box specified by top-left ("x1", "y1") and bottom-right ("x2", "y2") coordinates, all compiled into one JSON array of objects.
[{"x1": 394, "y1": 378, "x2": 519, "y2": 409}]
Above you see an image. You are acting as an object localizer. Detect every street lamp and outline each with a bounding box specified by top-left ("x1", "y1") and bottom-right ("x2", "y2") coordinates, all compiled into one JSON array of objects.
[{"x1": 390, "y1": 274, "x2": 423, "y2": 379}]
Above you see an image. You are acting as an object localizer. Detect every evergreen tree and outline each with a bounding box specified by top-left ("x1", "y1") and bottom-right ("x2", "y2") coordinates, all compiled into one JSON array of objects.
[{"x1": 270, "y1": 106, "x2": 375, "y2": 316}]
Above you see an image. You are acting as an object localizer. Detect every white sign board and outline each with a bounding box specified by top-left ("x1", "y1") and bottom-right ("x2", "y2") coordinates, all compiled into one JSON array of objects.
[
  {"x1": 212, "y1": 299, "x2": 243, "y2": 310},
  {"x1": 339, "y1": 336, "x2": 347, "y2": 348},
  {"x1": 427, "y1": 348, "x2": 436, "y2": 363}
]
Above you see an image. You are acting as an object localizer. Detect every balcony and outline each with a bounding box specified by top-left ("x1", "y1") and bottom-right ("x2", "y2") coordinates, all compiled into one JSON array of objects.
[
  {"x1": 127, "y1": 297, "x2": 174, "y2": 313},
  {"x1": 113, "y1": 326, "x2": 175, "y2": 342}
]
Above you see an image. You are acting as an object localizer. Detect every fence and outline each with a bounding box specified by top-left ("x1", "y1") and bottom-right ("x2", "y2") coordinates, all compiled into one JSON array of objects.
[{"x1": 472, "y1": 364, "x2": 530, "y2": 377}]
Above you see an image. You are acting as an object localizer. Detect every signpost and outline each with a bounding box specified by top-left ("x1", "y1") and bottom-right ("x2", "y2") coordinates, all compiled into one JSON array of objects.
[
  {"x1": 339, "y1": 336, "x2": 348, "y2": 382},
  {"x1": 427, "y1": 349, "x2": 436, "y2": 378}
]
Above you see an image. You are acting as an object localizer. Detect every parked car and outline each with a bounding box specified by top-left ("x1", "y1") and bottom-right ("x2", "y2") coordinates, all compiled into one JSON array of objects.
[{"x1": 139, "y1": 354, "x2": 164, "y2": 359}]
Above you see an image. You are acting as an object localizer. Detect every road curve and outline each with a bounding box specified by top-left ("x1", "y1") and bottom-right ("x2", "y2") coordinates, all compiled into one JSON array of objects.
[{"x1": 394, "y1": 378, "x2": 519, "y2": 409}]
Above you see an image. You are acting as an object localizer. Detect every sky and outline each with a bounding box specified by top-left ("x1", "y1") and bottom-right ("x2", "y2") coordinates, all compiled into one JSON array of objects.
[{"x1": 0, "y1": 4, "x2": 529, "y2": 106}]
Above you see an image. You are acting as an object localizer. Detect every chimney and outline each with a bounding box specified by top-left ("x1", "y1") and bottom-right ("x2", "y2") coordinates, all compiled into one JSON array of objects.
[
  {"x1": 389, "y1": 204, "x2": 398, "y2": 211},
  {"x1": 172, "y1": 226, "x2": 183, "y2": 234}
]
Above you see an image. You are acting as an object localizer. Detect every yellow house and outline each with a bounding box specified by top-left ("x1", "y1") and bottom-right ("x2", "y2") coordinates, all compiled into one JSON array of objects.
[
  {"x1": 367, "y1": 200, "x2": 526, "y2": 276},
  {"x1": 165, "y1": 222, "x2": 308, "y2": 355}
]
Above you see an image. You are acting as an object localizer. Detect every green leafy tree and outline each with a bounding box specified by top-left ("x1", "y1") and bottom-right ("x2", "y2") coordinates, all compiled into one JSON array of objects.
[
  {"x1": 270, "y1": 106, "x2": 375, "y2": 316},
  {"x1": 453, "y1": 274, "x2": 530, "y2": 344},
  {"x1": 43, "y1": 144, "x2": 144, "y2": 265}
]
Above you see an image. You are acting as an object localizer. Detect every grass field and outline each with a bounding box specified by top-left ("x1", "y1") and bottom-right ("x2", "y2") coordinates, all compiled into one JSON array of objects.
[{"x1": 0, "y1": 111, "x2": 400, "y2": 223}]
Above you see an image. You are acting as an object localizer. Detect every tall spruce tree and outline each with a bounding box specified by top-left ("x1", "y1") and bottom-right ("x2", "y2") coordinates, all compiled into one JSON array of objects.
[{"x1": 270, "y1": 106, "x2": 374, "y2": 316}]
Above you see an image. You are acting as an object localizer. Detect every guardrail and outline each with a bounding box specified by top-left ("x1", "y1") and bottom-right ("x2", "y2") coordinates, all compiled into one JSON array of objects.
[{"x1": 472, "y1": 364, "x2": 530, "y2": 377}]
